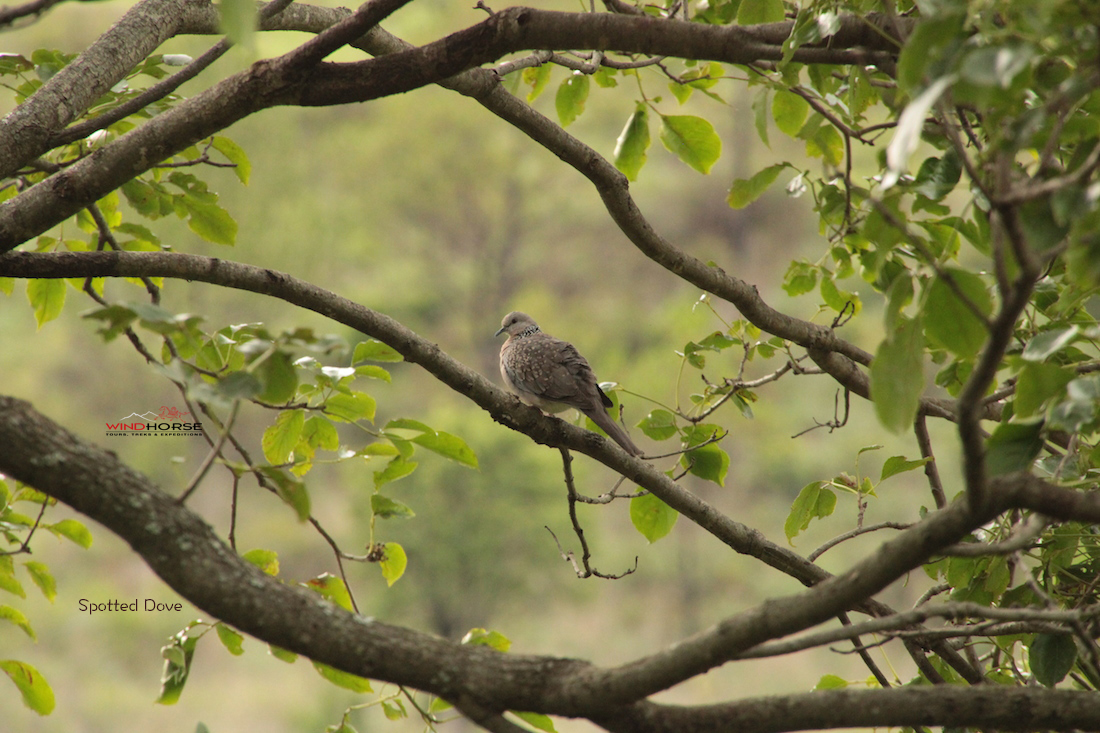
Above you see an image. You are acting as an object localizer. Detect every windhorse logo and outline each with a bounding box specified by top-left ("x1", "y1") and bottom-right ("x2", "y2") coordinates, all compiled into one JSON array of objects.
[{"x1": 105, "y1": 406, "x2": 203, "y2": 437}]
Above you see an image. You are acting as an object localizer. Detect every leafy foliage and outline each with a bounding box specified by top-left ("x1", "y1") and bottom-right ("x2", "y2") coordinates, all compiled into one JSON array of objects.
[{"x1": 5, "y1": 0, "x2": 1100, "y2": 730}]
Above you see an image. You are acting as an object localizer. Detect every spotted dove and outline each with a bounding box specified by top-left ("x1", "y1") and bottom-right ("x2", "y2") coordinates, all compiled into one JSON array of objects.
[{"x1": 495, "y1": 311, "x2": 642, "y2": 456}]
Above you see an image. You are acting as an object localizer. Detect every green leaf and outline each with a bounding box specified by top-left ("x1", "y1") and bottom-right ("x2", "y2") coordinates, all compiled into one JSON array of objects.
[
  {"x1": 302, "y1": 415, "x2": 340, "y2": 452},
  {"x1": 48, "y1": 518, "x2": 93, "y2": 548},
  {"x1": 0, "y1": 659, "x2": 54, "y2": 715},
  {"x1": 523, "y1": 63, "x2": 551, "y2": 102},
  {"x1": 210, "y1": 136, "x2": 251, "y2": 184},
  {"x1": 304, "y1": 573, "x2": 354, "y2": 611},
  {"x1": 737, "y1": 0, "x2": 783, "y2": 24},
  {"x1": 258, "y1": 467, "x2": 311, "y2": 522},
  {"x1": 751, "y1": 88, "x2": 771, "y2": 146},
  {"x1": 370, "y1": 494, "x2": 415, "y2": 519},
  {"x1": 352, "y1": 339, "x2": 403, "y2": 363},
  {"x1": 782, "y1": 10, "x2": 840, "y2": 66},
  {"x1": 923, "y1": 270, "x2": 992, "y2": 358},
  {"x1": 262, "y1": 409, "x2": 305, "y2": 465},
  {"x1": 256, "y1": 351, "x2": 298, "y2": 404},
  {"x1": 682, "y1": 442, "x2": 729, "y2": 486},
  {"x1": 26, "y1": 279, "x2": 65, "y2": 328},
  {"x1": 23, "y1": 562, "x2": 55, "y2": 603},
  {"x1": 0, "y1": 558, "x2": 22, "y2": 598},
  {"x1": 374, "y1": 456, "x2": 418, "y2": 489},
  {"x1": 385, "y1": 417, "x2": 434, "y2": 432},
  {"x1": 784, "y1": 481, "x2": 837, "y2": 543},
  {"x1": 629, "y1": 492, "x2": 678, "y2": 543},
  {"x1": 1021, "y1": 326, "x2": 1079, "y2": 362},
  {"x1": 896, "y1": 12, "x2": 965, "y2": 94},
  {"x1": 813, "y1": 674, "x2": 848, "y2": 690},
  {"x1": 783, "y1": 260, "x2": 819, "y2": 296},
  {"x1": 410, "y1": 430, "x2": 478, "y2": 469},
  {"x1": 186, "y1": 202, "x2": 237, "y2": 245},
  {"x1": 513, "y1": 711, "x2": 558, "y2": 732},
  {"x1": 355, "y1": 364, "x2": 391, "y2": 382},
  {"x1": 218, "y1": 0, "x2": 258, "y2": 49},
  {"x1": 242, "y1": 548, "x2": 279, "y2": 575},
  {"x1": 156, "y1": 633, "x2": 197, "y2": 705},
  {"x1": 382, "y1": 699, "x2": 407, "y2": 720},
  {"x1": 637, "y1": 409, "x2": 678, "y2": 441},
  {"x1": 217, "y1": 371, "x2": 261, "y2": 401},
  {"x1": 880, "y1": 455, "x2": 930, "y2": 481},
  {"x1": 871, "y1": 315, "x2": 925, "y2": 434},
  {"x1": 960, "y1": 44, "x2": 1035, "y2": 89},
  {"x1": 215, "y1": 624, "x2": 245, "y2": 656},
  {"x1": 268, "y1": 645, "x2": 297, "y2": 663},
  {"x1": 884, "y1": 75, "x2": 954, "y2": 188},
  {"x1": 772, "y1": 91, "x2": 809, "y2": 137},
  {"x1": 0, "y1": 605, "x2": 35, "y2": 640},
  {"x1": 555, "y1": 73, "x2": 590, "y2": 127},
  {"x1": 727, "y1": 164, "x2": 784, "y2": 209},
  {"x1": 1049, "y1": 377, "x2": 1100, "y2": 433},
  {"x1": 985, "y1": 421, "x2": 1043, "y2": 476},
  {"x1": 324, "y1": 391, "x2": 376, "y2": 423},
  {"x1": 379, "y1": 541, "x2": 407, "y2": 586},
  {"x1": 914, "y1": 150, "x2": 962, "y2": 200},
  {"x1": 1030, "y1": 633, "x2": 1077, "y2": 687},
  {"x1": 820, "y1": 276, "x2": 860, "y2": 315},
  {"x1": 1015, "y1": 363, "x2": 1074, "y2": 417},
  {"x1": 312, "y1": 661, "x2": 372, "y2": 692},
  {"x1": 659, "y1": 114, "x2": 721, "y2": 174},
  {"x1": 461, "y1": 627, "x2": 512, "y2": 651},
  {"x1": 805, "y1": 125, "x2": 844, "y2": 166},
  {"x1": 613, "y1": 104, "x2": 651, "y2": 181}
]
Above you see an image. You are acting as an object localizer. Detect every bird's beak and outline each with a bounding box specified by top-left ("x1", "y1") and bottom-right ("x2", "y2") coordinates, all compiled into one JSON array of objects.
[{"x1": 494, "y1": 326, "x2": 506, "y2": 337}]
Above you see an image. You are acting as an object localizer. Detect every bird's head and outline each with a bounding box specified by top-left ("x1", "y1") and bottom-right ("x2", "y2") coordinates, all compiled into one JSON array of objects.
[{"x1": 495, "y1": 311, "x2": 539, "y2": 338}]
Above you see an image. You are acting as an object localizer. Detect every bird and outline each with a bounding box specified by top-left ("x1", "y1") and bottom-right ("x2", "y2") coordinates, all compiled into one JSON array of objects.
[{"x1": 495, "y1": 311, "x2": 643, "y2": 456}]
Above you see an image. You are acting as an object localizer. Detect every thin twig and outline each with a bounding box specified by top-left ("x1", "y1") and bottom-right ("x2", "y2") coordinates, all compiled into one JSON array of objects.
[
  {"x1": 808, "y1": 522, "x2": 912, "y2": 562},
  {"x1": 914, "y1": 414, "x2": 946, "y2": 509},
  {"x1": 178, "y1": 399, "x2": 240, "y2": 504},
  {"x1": 550, "y1": 447, "x2": 637, "y2": 579}
]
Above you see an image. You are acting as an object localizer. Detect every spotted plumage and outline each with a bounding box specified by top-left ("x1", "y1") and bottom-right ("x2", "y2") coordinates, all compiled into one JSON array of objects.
[{"x1": 495, "y1": 311, "x2": 642, "y2": 456}]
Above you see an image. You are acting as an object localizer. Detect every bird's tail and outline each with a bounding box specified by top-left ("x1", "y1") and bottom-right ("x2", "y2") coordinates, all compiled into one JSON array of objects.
[{"x1": 587, "y1": 408, "x2": 643, "y2": 456}]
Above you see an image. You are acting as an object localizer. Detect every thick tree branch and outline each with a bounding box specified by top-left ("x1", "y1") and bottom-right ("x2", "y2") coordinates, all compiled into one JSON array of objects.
[
  {"x1": 0, "y1": 7, "x2": 899, "y2": 250},
  {"x1": 597, "y1": 686, "x2": 1100, "y2": 733},
  {"x1": 0, "y1": 0, "x2": 203, "y2": 179},
  {"x1": 1, "y1": 392, "x2": 1095, "y2": 731},
  {"x1": 0, "y1": 250, "x2": 828, "y2": 593},
  {"x1": 12, "y1": 250, "x2": 1083, "y2": 694}
]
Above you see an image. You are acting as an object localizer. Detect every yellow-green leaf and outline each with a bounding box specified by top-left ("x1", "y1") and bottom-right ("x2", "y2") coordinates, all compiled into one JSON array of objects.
[
  {"x1": 380, "y1": 541, "x2": 407, "y2": 586},
  {"x1": 26, "y1": 279, "x2": 65, "y2": 328},
  {"x1": 630, "y1": 492, "x2": 678, "y2": 543},
  {"x1": 728, "y1": 164, "x2": 785, "y2": 209},
  {"x1": 555, "y1": 73, "x2": 590, "y2": 127},
  {"x1": 871, "y1": 315, "x2": 925, "y2": 434},
  {"x1": 215, "y1": 623, "x2": 245, "y2": 656},
  {"x1": 262, "y1": 409, "x2": 305, "y2": 465},
  {"x1": 659, "y1": 114, "x2": 721, "y2": 174},
  {"x1": 614, "y1": 104, "x2": 651, "y2": 181},
  {"x1": 772, "y1": 90, "x2": 809, "y2": 137},
  {"x1": 312, "y1": 661, "x2": 372, "y2": 692},
  {"x1": 0, "y1": 659, "x2": 54, "y2": 715}
]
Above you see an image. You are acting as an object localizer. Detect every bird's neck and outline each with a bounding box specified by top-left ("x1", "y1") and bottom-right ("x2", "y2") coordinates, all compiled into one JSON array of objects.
[{"x1": 515, "y1": 324, "x2": 540, "y2": 339}]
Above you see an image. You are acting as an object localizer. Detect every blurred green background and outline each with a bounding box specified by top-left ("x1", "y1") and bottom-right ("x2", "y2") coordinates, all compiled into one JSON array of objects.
[{"x1": 2, "y1": 2, "x2": 963, "y2": 731}]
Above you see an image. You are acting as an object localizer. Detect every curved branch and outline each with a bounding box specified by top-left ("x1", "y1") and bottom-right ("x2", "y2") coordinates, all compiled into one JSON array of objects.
[
  {"x1": 0, "y1": 249, "x2": 828, "y2": 592},
  {"x1": 598, "y1": 686, "x2": 1100, "y2": 732},
  {"x1": 0, "y1": 0, "x2": 202, "y2": 178},
  {"x1": 0, "y1": 6, "x2": 898, "y2": 250},
  {"x1": 3, "y1": 394, "x2": 1099, "y2": 732},
  {"x1": 0, "y1": 250, "x2": 1046, "y2": 698}
]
